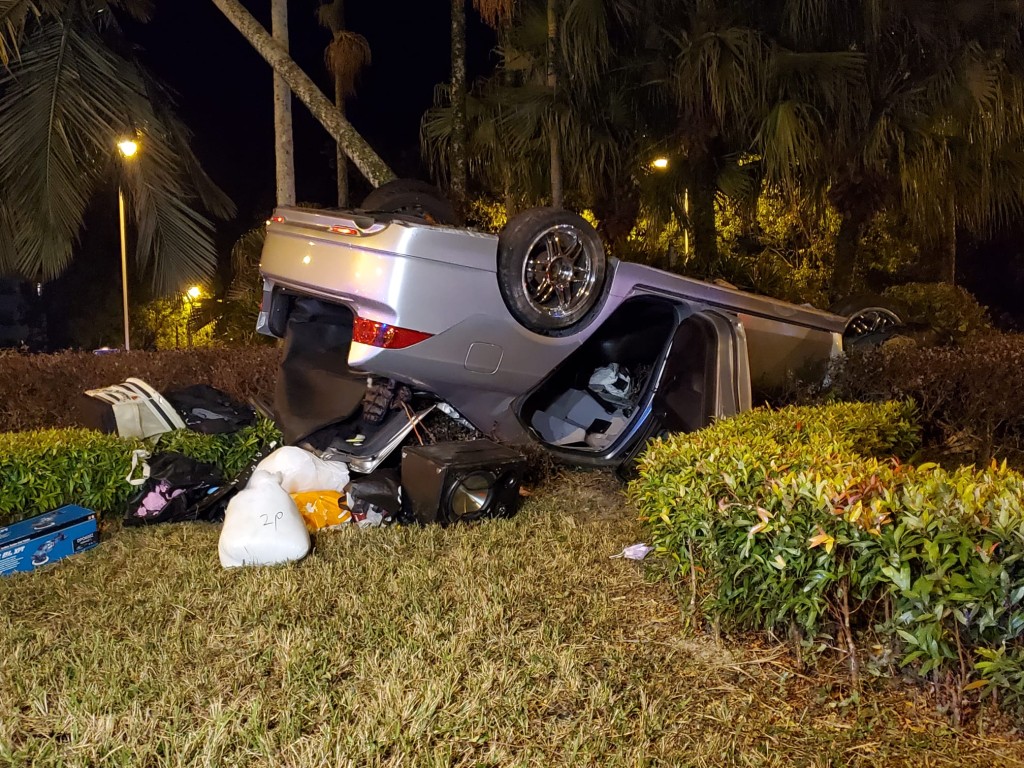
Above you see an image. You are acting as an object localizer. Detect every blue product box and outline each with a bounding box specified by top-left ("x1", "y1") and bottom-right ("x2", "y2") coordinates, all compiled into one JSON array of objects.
[{"x1": 0, "y1": 505, "x2": 99, "y2": 576}]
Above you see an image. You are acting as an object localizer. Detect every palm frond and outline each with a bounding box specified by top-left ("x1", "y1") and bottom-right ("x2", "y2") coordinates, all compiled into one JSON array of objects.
[
  {"x1": 0, "y1": 201, "x2": 18, "y2": 275},
  {"x1": 0, "y1": 0, "x2": 40, "y2": 65},
  {"x1": 561, "y1": 0, "x2": 610, "y2": 83},
  {"x1": 324, "y1": 29, "x2": 370, "y2": 97},
  {"x1": 316, "y1": 0, "x2": 343, "y2": 33},
  {"x1": 1, "y1": 1, "x2": 152, "y2": 65},
  {"x1": 755, "y1": 100, "x2": 822, "y2": 191},
  {"x1": 0, "y1": 8, "x2": 226, "y2": 290},
  {"x1": 107, "y1": 0, "x2": 152, "y2": 24},
  {"x1": 122, "y1": 122, "x2": 221, "y2": 291},
  {"x1": 227, "y1": 225, "x2": 265, "y2": 301},
  {"x1": 717, "y1": 153, "x2": 760, "y2": 204},
  {"x1": 963, "y1": 50, "x2": 999, "y2": 111},
  {"x1": 781, "y1": 0, "x2": 837, "y2": 43},
  {"x1": 772, "y1": 49, "x2": 866, "y2": 82},
  {"x1": 473, "y1": 0, "x2": 515, "y2": 29},
  {"x1": 0, "y1": 14, "x2": 110, "y2": 278}
]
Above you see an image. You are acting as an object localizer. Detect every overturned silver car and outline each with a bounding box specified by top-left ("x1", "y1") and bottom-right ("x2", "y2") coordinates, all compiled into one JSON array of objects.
[{"x1": 256, "y1": 184, "x2": 890, "y2": 472}]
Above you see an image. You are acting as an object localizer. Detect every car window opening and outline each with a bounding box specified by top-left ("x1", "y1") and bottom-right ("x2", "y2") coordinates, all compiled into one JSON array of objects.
[{"x1": 521, "y1": 297, "x2": 678, "y2": 451}]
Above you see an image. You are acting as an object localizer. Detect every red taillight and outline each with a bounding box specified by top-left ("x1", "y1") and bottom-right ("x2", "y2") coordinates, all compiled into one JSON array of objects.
[
  {"x1": 266, "y1": 215, "x2": 285, "y2": 225},
  {"x1": 352, "y1": 317, "x2": 432, "y2": 349},
  {"x1": 329, "y1": 225, "x2": 359, "y2": 236}
]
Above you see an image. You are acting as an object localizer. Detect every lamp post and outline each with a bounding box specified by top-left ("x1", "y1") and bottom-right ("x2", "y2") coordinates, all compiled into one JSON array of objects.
[
  {"x1": 116, "y1": 139, "x2": 138, "y2": 351},
  {"x1": 650, "y1": 156, "x2": 691, "y2": 266},
  {"x1": 185, "y1": 285, "x2": 201, "y2": 348}
]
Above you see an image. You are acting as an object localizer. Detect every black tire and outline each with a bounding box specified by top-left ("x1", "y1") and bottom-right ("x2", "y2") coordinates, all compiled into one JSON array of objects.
[
  {"x1": 831, "y1": 293, "x2": 905, "y2": 345},
  {"x1": 360, "y1": 179, "x2": 460, "y2": 225},
  {"x1": 497, "y1": 208, "x2": 607, "y2": 334}
]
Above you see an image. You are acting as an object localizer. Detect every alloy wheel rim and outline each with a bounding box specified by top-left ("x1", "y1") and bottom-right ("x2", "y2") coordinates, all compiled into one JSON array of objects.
[
  {"x1": 521, "y1": 225, "x2": 597, "y2": 320},
  {"x1": 845, "y1": 307, "x2": 902, "y2": 338}
]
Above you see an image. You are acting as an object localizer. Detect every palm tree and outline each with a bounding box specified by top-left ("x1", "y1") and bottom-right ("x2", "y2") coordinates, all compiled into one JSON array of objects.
[
  {"x1": 207, "y1": 0, "x2": 393, "y2": 188},
  {"x1": 436, "y1": 0, "x2": 515, "y2": 214},
  {"x1": 753, "y1": 0, "x2": 1024, "y2": 296},
  {"x1": 544, "y1": 0, "x2": 563, "y2": 208},
  {"x1": 272, "y1": 0, "x2": 295, "y2": 206},
  {"x1": 425, "y1": 0, "x2": 634, "y2": 214},
  {"x1": 317, "y1": 0, "x2": 371, "y2": 207},
  {"x1": 655, "y1": 2, "x2": 773, "y2": 264},
  {"x1": 0, "y1": 0, "x2": 234, "y2": 290}
]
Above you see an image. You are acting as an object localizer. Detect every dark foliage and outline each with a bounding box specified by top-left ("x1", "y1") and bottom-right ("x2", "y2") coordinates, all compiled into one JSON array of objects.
[
  {"x1": 835, "y1": 335, "x2": 1024, "y2": 467},
  {"x1": 0, "y1": 346, "x2": 281, "y2": 433}
]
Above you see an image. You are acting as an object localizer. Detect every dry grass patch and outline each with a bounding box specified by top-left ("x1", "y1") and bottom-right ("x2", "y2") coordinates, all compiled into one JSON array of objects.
[{"x1": 1, "y1": 472, "x2": 1022, "y2": 767}]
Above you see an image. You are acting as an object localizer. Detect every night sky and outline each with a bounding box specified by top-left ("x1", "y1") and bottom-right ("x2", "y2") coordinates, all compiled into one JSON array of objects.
[{"x1": 133, "y1": 0, "x2": 496, "y2": 229}]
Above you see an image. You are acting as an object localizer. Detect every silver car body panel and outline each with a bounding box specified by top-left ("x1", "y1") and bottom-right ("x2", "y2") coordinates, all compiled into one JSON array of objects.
[{"x1": 258, "y1": 206, "x2": 845, "y2": 463}]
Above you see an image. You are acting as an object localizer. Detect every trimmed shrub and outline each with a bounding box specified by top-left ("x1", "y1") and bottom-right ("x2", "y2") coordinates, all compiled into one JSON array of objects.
[
  {"x1": 882, "y1": 282, "x2": 992, "y2": 343},
  {"x1": 0, "y1": 346, "x2": 281, "y2": 433},
  {"x1": 630, "y1": 402, "x2": 920, "y2": 636},
  {"x1": 836, "y1": 335, "x2": 1024, "y2": 466},
  {"x1": 630, "y1": 402, "x2": 1024, "y2": 706},
  {"x1": 875, "y1": 462, "x2": 1024, "y2": 681},
  {"x1": 0, "y1": 419, "x2": 281, "y2": 526}
]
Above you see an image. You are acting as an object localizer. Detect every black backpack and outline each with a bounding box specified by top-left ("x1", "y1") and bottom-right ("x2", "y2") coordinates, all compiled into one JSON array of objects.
[{"x1": 165, "y1": 385, "x2": 256, "y2": 435}]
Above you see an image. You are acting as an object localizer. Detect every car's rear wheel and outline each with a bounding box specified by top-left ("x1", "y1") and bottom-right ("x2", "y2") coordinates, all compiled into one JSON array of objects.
[
  {"x1": 361, "y1": 179, "x2": 460, "y2": 225},
  {"x1": 832, "y1": 294, "x2": 905, "y2": 345},
  {"x1": 497, "y1": 208, "x2": 607, "y2": 334}
]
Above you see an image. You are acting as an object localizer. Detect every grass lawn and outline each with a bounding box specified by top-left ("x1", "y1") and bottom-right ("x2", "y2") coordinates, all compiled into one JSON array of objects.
[{"x1": 1, "y1": 471, "x2": 1022, "y2": 767}]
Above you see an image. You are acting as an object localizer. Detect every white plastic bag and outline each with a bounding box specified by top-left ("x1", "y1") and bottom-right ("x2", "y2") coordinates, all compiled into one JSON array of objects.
[
  {"x1": 588, "y1": 364, "x2": 634, "y2": 408},
  {"x1": 218, "y1": 470, "x2": 311, "y2": 568},
  {"x1": 254, "y1": 446, "x2": 350, "y2": 494}
]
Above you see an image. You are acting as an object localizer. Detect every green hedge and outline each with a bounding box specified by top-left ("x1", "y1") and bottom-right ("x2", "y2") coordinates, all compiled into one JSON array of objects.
[
  {"x1": 882, "y1": 282, "x2": 992, "y2": 343},
  {"x1": 0, "y1": 419, "x2": 281, "y2": 526},
  {"x1": 630, "y1": 402, "x2": 1024, "y2": 707}
]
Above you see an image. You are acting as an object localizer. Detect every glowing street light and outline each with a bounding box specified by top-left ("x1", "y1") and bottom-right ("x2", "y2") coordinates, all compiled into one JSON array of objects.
[
  {"x1": 651, "y1": 157, "x2": 669, "y2": 170},
  {"x1": 116, "y1": 138, "x2": 139, "y2": 351},
  {"x1": 117, "y1": 139, "x2": 139, "y2": 158},
  {"x1": 186, "y1": 286, "x2": 202, "y2": 300}
]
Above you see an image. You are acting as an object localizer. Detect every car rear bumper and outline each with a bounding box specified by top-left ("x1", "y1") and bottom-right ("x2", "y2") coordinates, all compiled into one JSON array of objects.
[{"x1": 258, "y1": 209, "x2": 511, "y2": 369}]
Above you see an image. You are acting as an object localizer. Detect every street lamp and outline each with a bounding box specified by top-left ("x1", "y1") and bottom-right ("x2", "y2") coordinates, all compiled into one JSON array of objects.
[
  {"x1": 117, "y1": 138, "x2": 139, "y2": 351},
  {"x1": 651, "y1": 157, "x2": 669, "y2": 170},
  {"x1": 117, "y1": 139, "x2": 138, "y2": 158},
  {"x1": 184, "y1": 286, "x2": 201, "y2": 348}
]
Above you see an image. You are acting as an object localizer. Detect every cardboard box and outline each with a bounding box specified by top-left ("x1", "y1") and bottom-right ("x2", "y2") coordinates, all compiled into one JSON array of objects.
[{"x1": 0, "y1": 505, "x2": 99, "y2": 576}]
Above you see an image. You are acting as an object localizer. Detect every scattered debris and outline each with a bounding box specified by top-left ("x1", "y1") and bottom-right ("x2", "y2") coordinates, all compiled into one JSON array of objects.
[
  {"x1": 254, "y1": 446, "x2": 350, "y2": 494},
  {"x1": 611, "y1": 543, "x2": 653, "y2": 561},
  {"x1": 82, "y1": 378, "x2": 185, "y2": 439},
  {"x1": 165, "y1": 384, "x2": 256, "y2": 435},
  {"x1": 291, "y1": 491, "x2": 351, "y2": 531},
  {"x1": 346, "y1": 469, "x2": 403, "y2": 528}
]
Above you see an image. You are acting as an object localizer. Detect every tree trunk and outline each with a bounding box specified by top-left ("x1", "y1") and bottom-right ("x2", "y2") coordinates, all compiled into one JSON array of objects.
[
  {"x1": 335, "y1": 74, "x2": 348, "y2": 207},
  {"x1": 546, "y1": 0, "x2": 563, "y2": 209},
  {"x1": 832, "y1": 211, "x2": 864, "y2": 300},
  {"x1": 209, "y1": 0, "x2": 394, "y2": 187},
  {"x1": 450, "y1": 0, "x2": 467, "y2": 214},
  {"x1": 934, "y1": 188, "x2": 956, "y2": 284},
  {"x1": 689, "y1": 160, "x2": 718, "y2": 265},
  {"x1": 271, "y1": 0, "x2": 295, "y2": 206}
]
